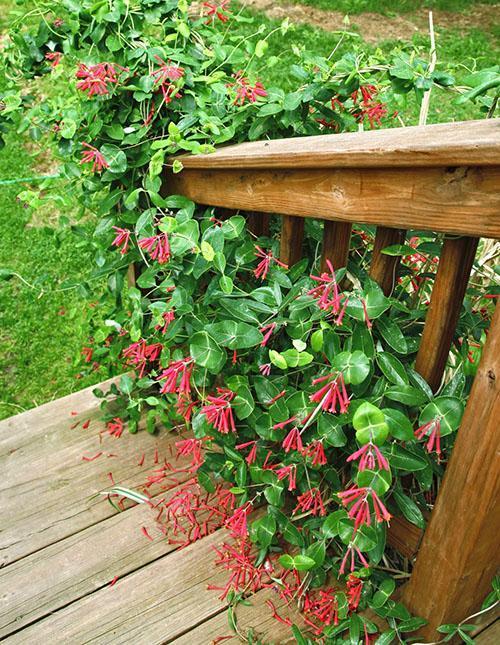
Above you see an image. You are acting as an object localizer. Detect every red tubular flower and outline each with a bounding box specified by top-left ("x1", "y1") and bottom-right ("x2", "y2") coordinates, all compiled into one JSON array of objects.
[
  {"x1": 138, "y1": 233, "x2": 171, "y2": 264},
  {"x1": 303, "y1": 587, "x2": 339, "y2": 632},
  {"x1": 76, "y1": 62, "x2": 120, "y2": 97},
  {"x1": 281, "y1": 426, "x2": 303, "y2": 453},
  {"x1": 228, "y1": 72, "x2": 267, "y2": 106},
  {"x1": 304, "y1": 440, "x2": 327, "y2": 466},
  {"x1": 155, "y1": 310, "x2": 175, "y2": 334},
  {"x1": 293, "y1": 487, "x2": 326, "y2": 516},
  {"x1": 273, "y1": 415, "x2": 297, "y2": 431},
  {"x1": 175, "y1": 437, "x2": 206, "y2": 470},
  {"x1": 111, "y1": 226, "x2": 131, "y2": 255},
  {"x1": 107, "y1": 417, "x2": 124, "y2": 438},
  {"x1": 122, "y1": 340, "x2": 162, "y2": 377},
  {"x1": 201, "y1": 388, "x2": 237, "y2": 434},
  {"x1": 339, "y1": 545, "x2": 369, "y2": 575},
  {"x1": 158, "y1": 358, "x2": 193, "y2": 396},
  {"x1": 310, "y1": 372, "x2": 350, "y2": 414},
  {"x1": 259, "y1": 363, "x2": 271, "y2": 376},
  {"x1": 347, "y1": 442, "x2": 389, "y2": 471},
  {"x1": 175, "y1": 395, "x2": 198, "y2": 422},
  {"x1": 80, "y1": 142, "x2": 109, "y2": 172},
  {"x1": 236, "y1": 440, "x2": 258, "y2": 465},
  {"x1": 361, "y1": 298, "x2": 372, "y2": 329},
  {"x1": 347, "y1": 574, "x2": 364, "y2": 609},
  {"x1": 151, "y1": 56, "x2": 184, "y2": 84},
  {"x1": 338, "y1": 486, "x2": 391, "y2": 531},
  {"x1": 45, "y1": 52, "x2": 62, "y2": 68},
  {"x1": 259, "y1": 322, "x2": 277, "y2": 347},
  {"x1": 276, "y1": 464, "x2": 297, "y2": 491},
  {"x1": 253, "y1": 246, "x2": 287, "y2": 281},
  {"x1": 415, "y1": 417, "x2": 442, "y2": 457},
  {"x1": 225, "y1": 502, "x2": 252, "y2": 538},
  {"x1": 203, "y1": 0, "x2": 232, "y2": 22},
  {"x1": 81, "y1": 346, "x2": 93, "y2": 363}
]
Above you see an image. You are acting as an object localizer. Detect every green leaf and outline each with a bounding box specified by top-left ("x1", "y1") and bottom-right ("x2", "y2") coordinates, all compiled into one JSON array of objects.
[
  {"x1": 305, "y1": 541, "x2": 326, "y2": 567},
  {"x1": 356, "y1": 469, "x2": 392, "y2": 496},
  {"x1": 375, "y1": 630, "x2": 396, "y2": 645},
  {"x1": 346, "y1": 288, "x2": 389, "y2": 321},
  {"x1": 100, "y1": 144, "x2": 127, "y2": 174},
  {"x1": 281, "y1": 348, "x2": 314, "y2": 367},
  {"x1": 201, "y1": 240, "x2": 215, "y2": 261},
  {"x1": 205, "y1": 321, "x2": 263, "y2": 349},
  {"x1": 219, "y1": 275, "x2": 234, "y2": 294},
  {"x1": 370, "y1": 579, "x2": 396, "y2": 609},
  {"x1": 255, "y1": 39, "x2": 269, "y2": 58},
  {"x1": 119, "y1": 374, "x2": 134, "y2": 395},
  {"x1": 383, "y1": 408, "x2": 414, "y2": 441},
  {"x1": 269, "y1": 349, "x2": 288, "y2": 370},
  {"x1": 377, "y1": 353, "x2": 408, "y2": 386},
  {"x1": 377, "y1": 317, "x2": 408, "y2": 354},
  {"x1": 353, "y1": 402, "x2": 389, "y2": 445},
  {"x1": 318, "y1": 414, "x2": 347, "y2": 447},
  {"x1": 278, "y1": 554, "x2": 316, "y2": 571},
  {"x1": 419, "y1": 397, "x2": 464, "y2": 437},
  {"x1": 332, "y1": 350, "x2": 370, "y2": 385},
  {"x1": 385, "y1": 385, "x2": 428, "y2": 407},
  {"x1": 253, "y1": 515, "x2": 276, "y2": 549},
  {"x1": 322, "y1": 510, "x2": 348, "y2": 538},
  {"x1": 189, "y1": 331, "x2": 225, "y2": 372},
  {"x1": 393, "y1": 489, "x2": 426, "y2": 529},
  {"x1": 388, "y1": 444, "x2": 428, "y2": 471}
]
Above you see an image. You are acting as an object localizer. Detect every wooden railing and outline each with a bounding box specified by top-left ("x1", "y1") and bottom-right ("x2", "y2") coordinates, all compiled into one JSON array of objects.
[{"x1": 165, "y1": 119, "x2": 500, "y2": 638}]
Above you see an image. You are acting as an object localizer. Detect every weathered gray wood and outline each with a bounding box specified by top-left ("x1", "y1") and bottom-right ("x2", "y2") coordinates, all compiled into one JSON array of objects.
[
  {"x1": 171, "y1": 120, "x2": 500, "y2": 169},
  {"x1": 6, "y1": 529, "x2": 230, "y2": 645}
]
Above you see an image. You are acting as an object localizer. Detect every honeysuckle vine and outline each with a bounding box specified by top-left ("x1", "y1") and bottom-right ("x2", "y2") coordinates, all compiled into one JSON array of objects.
[{"x1": 3, "y1": 0, "x2": 498, "y2": 641}]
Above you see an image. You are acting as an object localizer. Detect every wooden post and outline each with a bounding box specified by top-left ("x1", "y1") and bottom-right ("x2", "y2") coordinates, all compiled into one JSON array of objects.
[
  {"x1": 247, "y1": 211, "x2": 270, "y2": 238},
  {"x1": 321, "y1": 221, "x2": 352, "y2": 272},
  {"x1": 403, "y1": 303, "x2": 500, "y2": 638},
  {"x1": 415, "y1": 236, "x2": 478, "y2": 391},
  {"x1": 369, "y1": 227, "x2": 406, "y2": 295},
  {"x1": 280, "y1": 215, "x2": 304, "y2": 267}
]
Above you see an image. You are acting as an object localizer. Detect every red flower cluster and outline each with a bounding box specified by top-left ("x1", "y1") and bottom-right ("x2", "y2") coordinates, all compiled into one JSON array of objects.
[
  {"x1": 76, "y1": 62, "x2": 121, "y2": 97},
  {"x1": 151, "y1": 56, "x2": 184, "y2": 105},
  {"x1": 415, "y1": 417, "x2": 442, "y2": 457},
  {"x1": 347, "y1": 442, "x2": 389, "y2": 471},
  {"x1": 253, "y1": 245, "x2": 288, "y2": 281},
  {"x1": 308, "y1": 260, "x2": 349, "y2": 322},
  {"x1": 80, "y1": 142, "x2": 109, "y2": 172},
  {"x1": 138, "y1": 233, "x2": 171, "y2": 264},
  {"x1": 203, "y1": 0, "x2": 232, "y2": 23},
  {"x1": 122, "y1": 340, "x2": 162, "y2": 377},
  {"x1": 158, "y1": 357, "x2": 193, "y2": 396},
  {"x1": 293, "y1": 487, "x2": 326, "y2": 516},
  {"x1": 228, "y1": 71, "x2": 267, "y2": 106},
  {"x1": 111, "y1": 227, "x2": 131, "y2": 255},
  {"x1": 45, "y1": 51, "x2": 62, "y2": 68},
  {"x1": 338, "y1": 486, "x2": 391, "y2": 531},
  {"x1": 310, "y1": 372, "x2": 350, "y2": 414},
  {"x1": 201, "y1": 388, "x2": 237, "y2": 434},
  {"x1": 351, "y1": 85, "x2": 389, "y2": 129}
]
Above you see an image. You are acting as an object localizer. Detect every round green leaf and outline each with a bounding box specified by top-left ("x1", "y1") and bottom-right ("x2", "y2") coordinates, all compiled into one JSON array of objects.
[
  {"x1": 332, "y1": 350, "x2": 370, "y2": 385},
  {"x1": 269, "y1": 349, "x2": 287, "y2": 370},
  {"x1": 382, "y1": 408, "x2": 414, "y2": 441},
  {"x1": 278, "y1": 554, "x2": 316, "y2": 571},
  {"x1": 353, "y1": 402, "x2": 389, "y2": 445},
  {"x1": 418, "y1": 397, "x2": 464, "y2": 437},
  {"x1": 346, "y1": 288, "x2": 389, "y2": 321},
  {"x1": 356, "y1": 469, "x2": 392, "y2": 496},
  {"x1": 189, "y1": 331, "x2": 225, "y2": 372},
  {"x1": 205, "y1": 320, "x2": 263, "y2": 349}
]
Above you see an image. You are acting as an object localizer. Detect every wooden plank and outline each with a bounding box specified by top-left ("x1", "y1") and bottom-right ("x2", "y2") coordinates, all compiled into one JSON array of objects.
[
  {"x1": 166, "y1": 166, "x2": 500, "y2": 239},
  {"x1": 415, "y1": 236, "x2": 478, "y2": 391},
  {"x1": 170, "y1": 120, "x2": 500, "y2": 169},
  {"x1": 0, "y1": 493, "x2": 172, "y2": 638},
  {"x1": 403, "y1": 303, "x2": 500, "y2": 638},
  {"x1": 280, "y1": 215, "x2": 304, "y2": 266},
  {"x1": 321, "y1": 221, "x2": 352, "y2": 272},
  {"x1": 369, "y1": 227, "x2": 406, "y2": 295},
  {"x1": 6, "y1": 529, "x2": 232, "y2": 645},
  {"x1": 475, "y1": 621, "x2": 500, "y2": 644},
  {"x1": 247, "y1": 211, "x2": 270, "y2": 237},
  {"x1": 386, "y1": 516, "x2": 423, "y2": 560},
  {"x1": 0, "y1": 375, "x2": 120, "y2": 456},
  {"x1": 0, "y1": 415, "x2": 183, "y2": 566}
]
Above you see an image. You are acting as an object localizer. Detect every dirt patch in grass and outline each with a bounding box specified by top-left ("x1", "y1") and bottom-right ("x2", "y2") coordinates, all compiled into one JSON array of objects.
[{"x1": 240, "y1": 0, "x2": 498, "y2": 42}]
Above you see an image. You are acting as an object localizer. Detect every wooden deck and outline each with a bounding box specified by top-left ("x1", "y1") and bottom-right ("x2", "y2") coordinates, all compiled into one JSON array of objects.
[{"x1": 1, "y1": 379, "x2": 498, "y2": 644}]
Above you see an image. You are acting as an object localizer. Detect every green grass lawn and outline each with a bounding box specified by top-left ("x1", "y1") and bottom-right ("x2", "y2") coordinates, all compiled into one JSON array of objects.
[
  {"x1": 281, "y1": 0, "x2": 498, "y2": 15},
  {"x1": 0, "y1": 0, "x2": 498, "y2": 418}
]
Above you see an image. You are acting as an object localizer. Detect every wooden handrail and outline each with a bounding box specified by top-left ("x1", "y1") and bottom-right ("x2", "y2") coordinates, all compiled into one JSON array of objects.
[{"x1": 173, "y1": 119, "x2": 499, "y2": 169}]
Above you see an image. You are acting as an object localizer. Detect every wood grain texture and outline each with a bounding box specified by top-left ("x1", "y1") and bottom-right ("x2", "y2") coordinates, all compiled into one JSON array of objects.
[
  {"x1": 247, "y1": 211, "x2": 270, "y2": 237},
  {"x1": 403, "y1": 303, "x2": 500, "y2": 638},
  {"x1": 280, "y1": 215, "x2": 304, "y2": 266},
  {"x1": 170, "y1": 120, "x2": 500, "y2": 169},
  {"x1": 321, "y1": 221, "x2": 352, "y2": 272},
  {"x1": 386, "y1": 516, "x2": 423, "y2": 560},
  {"x1": 0, "y1": 410, "x2": 183, "y2": 566},
  {"x1": 6, "y1": 529, "x2": 231, "y2": 645},
  {"x1": 0, "y1": 493, "x2": 172, "y2": 638},
  {"x1": 166, "y1": 165, "x2": 500, "y2": 238},
  {"x1": 415, "y1": 236, "x2": 479, "y2": 391},
  {"x1": 369, "y1": 227, "x2": 406, "y2": 295}
]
